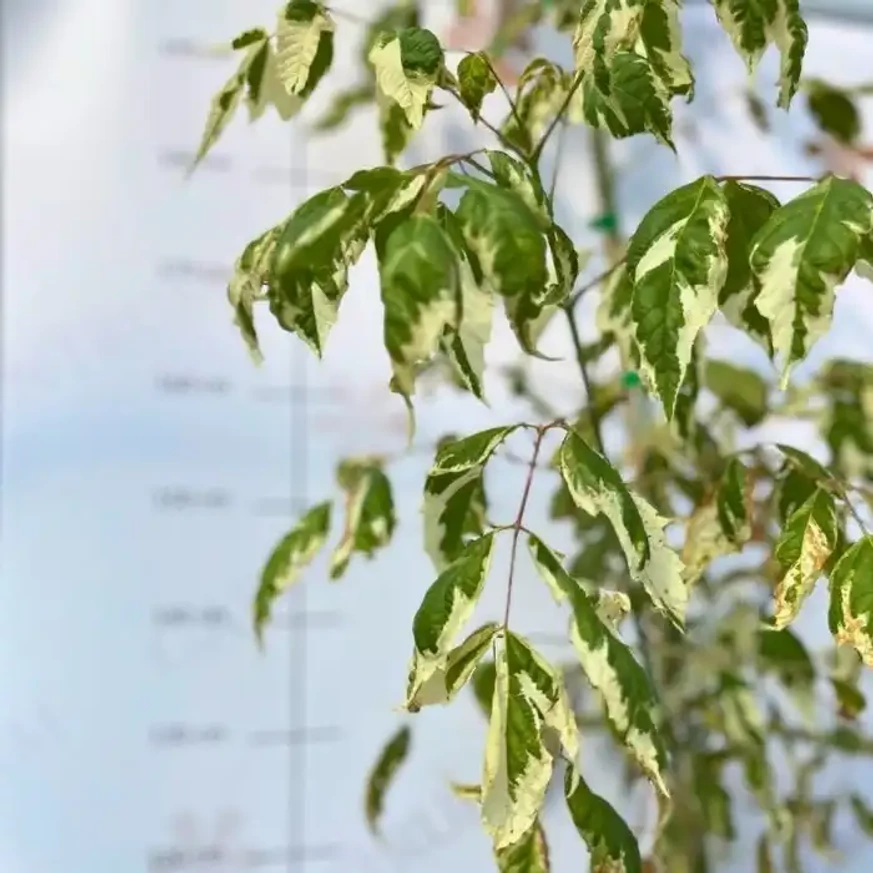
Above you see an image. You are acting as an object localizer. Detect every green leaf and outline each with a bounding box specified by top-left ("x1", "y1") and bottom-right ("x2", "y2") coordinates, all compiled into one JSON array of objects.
[
  {"x1": 329, "y1": 458, "x2": 395, "y2": 579},
  {"x1": 749, "y1": 175, "x2": 873, "y2": 388},
  {"x1": 720, "y1": 181, "x2": 780, "y2": 351},
  {"x1": 365, "y1": 724, "x2": 411, "y2": 835},
  {"x1": 403, "y1": 535, "x2": 496, "y2": 710},
  {"x1": 313, "y1": 83, "x2": 375, "y2": 130},
  {"x1": 704, "y1": 360, "x2": 769, "y2": 427},
  {"x1": 559, "y1": 429, "x2": 688, "y2": 629},
  {"x1": 712, "y1": 0, "x2": 808, "y2": 109},
  {"x1": 472, "y1": 659, "x2": 496, "y2": 718},
  {"x1": 379, "y1": 213, "x2": 460, "y2": 399},
  {"x1": 455, "y1": 182, "x2": 548, "y2": 300},
  {"x1": 232, "y1": 28, "x2": 268, "y2": 50},
  {"x1": 529, "y1": 536, "x2": 669, "y2": 796},
  {"x1": 565, "y1": 764, "x2": 642, "y2": 873},
  {"x1": 771, "y1": 488, "x2": 838, "y2": 629},
  {"x1": 482, "y1": 632, "x2": 579, "y2": 850},
  {"x1": 828, "y1": 536, "x2": 873, "y2": 668},
  {"x1": 806, "y1": 79, "x2": 861, "y2": 145},
  {"x1": 850, "y1": 793, "x2": 873, "y2": 837},
  {"x1": 832, "y1": 677, "x2": 866, "y2": 720},
  {"x1": 432, "y1": 426, "x2": 519, "y2": 476},
  {"x1": 486, "y1": 151, "x2": 551, "y2": 228},
  {"x1": 275, "y1": 1, "x2": 334, "y2": 97},
  {"x1": 253, "y1": 502, "x2": 332, "y2": 641},
  {"x1": 457, "y1": 51, "x2": 497, "y2": 121},
  {"x1": 626, "y1": 175, "x2": 730, "y2": 417},
  {"x1": 495, "y1": 822, "x2": 551, "y2": 873},
  {"x1": 693, "y1": 754, "x2": 735, "y2": 840},
  {"x1": 759, "y1": 626, "x2": 816, "y2": 719},
  {"x1": 369, "y1": 26, "x2": 444, "y2": 130},
  {"x1": 503, "y1": 58, "x2": 568, "y2": 149},
  {"x1": 269, "y1": 187, "x2": 368, "y2": 355},
  {"x1": 596, "y1": 262, "x2": 638, "y2": 369},
  {"x1": 227, "y1": 224, "x2": 283, "y2": 364}
]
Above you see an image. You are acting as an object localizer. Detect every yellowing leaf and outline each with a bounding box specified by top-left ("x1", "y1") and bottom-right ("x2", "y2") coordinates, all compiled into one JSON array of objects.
[
  {"x1": 403, "y1": 535, "x2": 495, "y2": 710},
  {"x1": 829, "y1": 536, "x2": 873, "y2": 667},
  {"x1": 275, "y1": 1, "x2": 334, "y2": 96},
  {"x1": 482, "y1": 632, "x2": 579, "y2": 850},
  {"x1": 253, "y1": 502, "x2": 331, "y2": 641},
  {"x1": 772, "y1": 489, "x2": 838, "y2": 629},
  {"x1": 365, "y1": 724, "x2": 411, "y2": 835},
  {"x1": 559, "y1": 430, "x2": 688, "y2": 629},
  {"x1": 529, "y1": 536, "x2": 669, "y2": 796}
]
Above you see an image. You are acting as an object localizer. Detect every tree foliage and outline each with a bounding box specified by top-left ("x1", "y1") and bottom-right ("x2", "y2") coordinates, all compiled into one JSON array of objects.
[{"x1": 195, "y1": 2, "x2": 873, "y2": 870}]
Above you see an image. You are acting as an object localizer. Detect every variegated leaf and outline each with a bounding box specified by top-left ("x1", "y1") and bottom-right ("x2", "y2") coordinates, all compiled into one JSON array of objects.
[
  {"x1": 403, "y1": 535, "x2": 495, "y2": 710},
  {"x1": 456, "y1": 51, "x2": 497, "y2": 122},
  {"x1": 254, "y1": 502, "x2": 332, "y2": 641},
  {"x1": 269, "y1": 187, "x2": 369, "y2": 355},
  {"x1": 712, "y1": 0, "x2": 808, "y2": 108},
  {"x1": 720, "y1": 181, "x2": 780, "y2": 352},
  {"x1": 559, "y1": 430, "x2": 688, "y2": 629},
  {"x1": 529, "y1": 536, "x2": 669, "y2": 796},
  {"x1": 772, "y1": 488, "x2": 838, "y2": 629},
  {"x1": 365, "y1": 724, "x2": 411, "y2": 835},
  {"x1": 749, "y1": 176, "x2": 873, "y2": 388},
  {"x1": 329, "y1": 458, "x2": 396, "y2": 579},
  {"x1": 596, "y1": 261, "x2": 638, "y2": 369},
  {"x1": 565, "y1": 764, "x2": 642, "y2": 873},
  {"x1": 455, "y1": 181, "x2": 548, "y2": 300},
  {"x1": 482, "y1": 632, "x2": 579, "y2": 849},
  {"x1": 274, "y1": 1, "x2": 334, "y2": 97},
  {"x1": 496, "y1": 822, "x2": 551, "y2": 872},
  {"x1": 379, "y1": 214, "x2": 460, "y2": 398},
  {"x1": 369, "y1": 26, "x2": 444, "y2": 130},
  {"x1": 626, "y1": 175, "x2": 730, "y2": 417},
  {"x1": 828, "y1": 536, "x2": 873, "y2": 667}
]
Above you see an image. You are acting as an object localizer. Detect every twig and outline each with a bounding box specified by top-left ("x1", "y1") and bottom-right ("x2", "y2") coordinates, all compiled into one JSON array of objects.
[
  {"x1": 565, "y1": 308, "x2": 606, "y2": 456},
  {"x1": 566, "y1": 259, "x2": 627, "y2": 308},
  {"x1": 482, "y1": 52, "x2": 527, "y2": 143},
  {"x1": 504, "y1": 427, "x2": 547, "y2": 627},
  {"x1": 549, "y1": 120, "x2": 568, "y2": 204},
  {"x1": 532, "y1": 69, "x2": 585, "y2": 163}
]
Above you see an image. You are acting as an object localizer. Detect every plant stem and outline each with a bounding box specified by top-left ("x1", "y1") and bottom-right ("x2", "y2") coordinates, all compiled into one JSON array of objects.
[
  {"x1": 504, "y1": 427, "x2": 546, "y2": 627},
  {"x1": 566, "y1": 308, "x2": 605, "y2": 455},
  {"x1": 532, "y1": 69, "x2": 585, "y2": 163},
  {"x1": 567, "y1": 259, "x2": 627, "y2": 308}
]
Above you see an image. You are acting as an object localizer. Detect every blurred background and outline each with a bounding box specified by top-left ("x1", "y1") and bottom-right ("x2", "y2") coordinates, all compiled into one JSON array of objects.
[{"x1": 2, "y1": 1, "x2": 873, "y2": 871}]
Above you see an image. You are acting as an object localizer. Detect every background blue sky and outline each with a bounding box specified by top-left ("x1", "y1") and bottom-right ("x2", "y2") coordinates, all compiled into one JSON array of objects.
[{"x1": 2, "y1": 1, "x2": 873, "y2": 871}]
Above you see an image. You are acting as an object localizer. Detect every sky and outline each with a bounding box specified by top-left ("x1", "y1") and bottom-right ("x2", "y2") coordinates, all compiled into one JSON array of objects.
[{"x1": 1, "y1": 2, "x2": 873, "y2": 872}]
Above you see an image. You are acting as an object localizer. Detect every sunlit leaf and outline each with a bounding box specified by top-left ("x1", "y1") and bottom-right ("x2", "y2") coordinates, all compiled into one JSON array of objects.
[
  {"x1": 828, "y1": 536, "x2": 873, "y2": 667},
  {"x1": 275, "y1": 1, "x2": 334, "y2": 97}
]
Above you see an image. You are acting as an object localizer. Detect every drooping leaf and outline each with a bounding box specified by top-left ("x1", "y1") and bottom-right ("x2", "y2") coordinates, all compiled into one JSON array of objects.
[
  {"x1": 771, "y1": 488, "x2": 838, "y2": 629},
  {"x1": 378, "y1": 214, "x2": 460, "y2": 399},
  {"x1": 227, "y1": 223, "x2": 283, "y2": 364},
  {"x1": 712, "y1": 0, "x2": 808, "y2": 108},
  {"x1": 758, "y1": 626, "x2": 816, "y2": 720},
  {"x1": 693, "y1": 753, "x2": 735, "y2": 840},
  {"x1": 274, "y1": 1, "x2": 334, "y2": 97},
  {"x1": 253, "y1": 502, "x2": 332, "y2": 641},
  {"x1": 626, "y1": 175, "x2": 730, "y2": 417},
  {"x1": 749, "y1": 175, "x2": 873, "y2": 388},
  {"x1": 828, "y1": 536, "x2": 873, "y2": 667},
  {"x1": 403, "y1": 535, "x2": 496, "y2": 710},
  {"x1": 495, "y1": 822, "x2": 551, "y2": 873},
  {"x1": 313, "y1": 83, "x2": 375, "y2": 131},
  {"x1": 193, "y1": 67, "x2": 246, "y2": 167},
  {"x1": 529, "y1": 536, "x2": 669, "y2": 796},
  {"x1": 329, "y1": 458, "x2": 396, "y2": 579},
  {"x1": 232, "y1": 28, "x2": 268, "y2": 50},
  {"x1": 596, "y1": 262, "x2": 638, "y2": 368},
  {"x1": 850, "y1": 793, "x2": 873, "y2": 837},
  {"x1": 572, "y1": 0, "x2": 693, "y2": 147},
  {"x1": 559, "y1": 430, "x2": 688, "y2": 629},
  {"x1": 472, "y1": 659, "x2": 497, "y2": 719},
  {"x1": 369, "y1": 26, "x2": 444, "y2": 130},
  {"x1": 503, "y1": 58, "x2": 568, "y2": 150},
  {"x1": 720, "y1": 180, "x2": 780, "y2": 352},
  {"x1": 457, "y1": 51, "x2": 497, "y2": 122},
  {"x1": 269, "y1": 187, "x2": 369, "y2": 355},
  {"x1": 365, "y1": 724, "x2": 411, "y2": 835},
  {"x1": 455, "y1": 182, "x2": 548, "y2": 299},
  {"x1": 704, "y1": 360, "x2": 769, "y2": 427},
  {"x1": 482, "y1": 632, "x2": 579, "y2": 850},
  {"x1": 436, "y1": 205, "x2": 496, "y2": 400},
  {"x1": 565, "y1": 764, "x2": 642, "y2": 873},
  {"x1": 407, "y1": 622, "x2": 500, "y2": 712}
]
